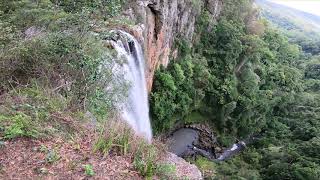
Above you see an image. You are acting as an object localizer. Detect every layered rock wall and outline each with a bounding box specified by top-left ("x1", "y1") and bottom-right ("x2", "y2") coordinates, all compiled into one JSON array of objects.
[{"x1": 124, "y1": 0, "x2": 223, "y2": 90}]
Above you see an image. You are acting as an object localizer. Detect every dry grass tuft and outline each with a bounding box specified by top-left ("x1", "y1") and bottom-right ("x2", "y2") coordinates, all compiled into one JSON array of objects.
[{"x1": 92, "y1": 117, "x2": 175, "y2": 178}]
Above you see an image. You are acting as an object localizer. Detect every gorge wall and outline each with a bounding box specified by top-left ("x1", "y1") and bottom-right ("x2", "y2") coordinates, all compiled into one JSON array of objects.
[{"x1": 122, "y1": 0, "x2": 223, "y2": 91}]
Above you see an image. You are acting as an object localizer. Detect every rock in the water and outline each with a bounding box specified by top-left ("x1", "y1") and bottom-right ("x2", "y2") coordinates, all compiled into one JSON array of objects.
[{"x1": 167, "y1": 127, "x2": 217, "y2": 160}]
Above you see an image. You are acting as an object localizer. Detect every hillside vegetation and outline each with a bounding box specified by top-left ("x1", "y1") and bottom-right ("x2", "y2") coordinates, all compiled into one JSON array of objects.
[
  {"x1": 0, "y1": 1, "x2": 175, "y2": 179},
  {"x1": 256, "y1": 0, "x2": 320, "y2": 55},
  {"x1": 151, "y1": 0, "x2": 320, "y2": 179}
]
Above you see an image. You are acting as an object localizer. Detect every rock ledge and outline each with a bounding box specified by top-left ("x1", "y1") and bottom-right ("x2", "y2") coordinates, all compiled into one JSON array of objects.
[{"x1": 163, "y1": 152, "x2": 203, "y2": 180}]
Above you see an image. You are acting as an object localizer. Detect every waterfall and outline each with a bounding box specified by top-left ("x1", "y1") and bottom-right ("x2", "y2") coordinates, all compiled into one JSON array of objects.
[{"x1": 109, "y1": 30, "x2": 152, "y2": 142}]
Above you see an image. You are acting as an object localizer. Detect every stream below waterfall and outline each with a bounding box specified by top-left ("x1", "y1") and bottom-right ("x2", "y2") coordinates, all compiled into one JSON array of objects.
[{"x1": 167, "y1": 128, "x2": 260, "y2": 161}]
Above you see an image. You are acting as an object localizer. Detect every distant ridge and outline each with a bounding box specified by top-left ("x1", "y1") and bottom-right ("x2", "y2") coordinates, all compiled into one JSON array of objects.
[
  {"x1": 256, "y1": 0, "x2": 320, "y2": 31},
  {"x1": 256, "y1": 0, "x2": 320, "y2": 55}
]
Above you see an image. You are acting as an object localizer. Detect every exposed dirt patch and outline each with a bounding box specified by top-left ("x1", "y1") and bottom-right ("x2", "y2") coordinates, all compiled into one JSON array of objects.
[{"x1": 0, "y1": 133, "x2": 142, "y2": 180}]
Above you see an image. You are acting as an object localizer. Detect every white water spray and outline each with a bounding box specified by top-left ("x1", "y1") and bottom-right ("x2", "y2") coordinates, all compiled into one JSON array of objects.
[{"x1": 110, "y1": 30, "x2": 152, "y2": 141}]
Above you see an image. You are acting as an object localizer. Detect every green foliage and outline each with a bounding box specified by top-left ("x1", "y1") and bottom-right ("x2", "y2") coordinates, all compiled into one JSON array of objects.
[
  {"x1": 258, "y1": 0, "x2": 320, "y2": 55},
  {"x1": 151, "y1": 0, "x2": 320, "y2": 179},
  {"x1": 152, "y1": 17, "x2": 292, "y2": 137},
  {"x1": 51, "y1": 0, "x2": 125, "y2": 19},
  {"x1": 0, "y1": 0, "x2": 128, "y2": 126},
  {"x1": 189, "y1": 0, "x2": 203, "y2": 13},
  {"x1": 93, "y1": 121, "x2": 133, "y2": 156},
  {"x1": 306, "y1": 63, "x2": 320, "y2": 79},
  {"x1": 133, "y1": 142, "x2": 177, "y2": 179},
  {"x1": 83, "y1": 164, "x2": 95, "y2": 176},
  {"x1": 133, "y1": 142, "x2": 158, "y2": 178},
  {"x1": 151, "y1": 51, "x2": 211, "y2": 133},
  {"x1": 0, "y1": 0, "x2": 125, "y2": 35},
  {"x1": 92, "y1": 121, "x2": 172, "y2": 178},
  {"x1": 154, "y1": 163, "x2": 176, "y2": 179},
  {"x1": 93, "y1": 134, "x2": 114, "y2": 156},
  {"x1": 214, "y1": 156, "x2": 261, "y2": 180},
  {"x1": 0, "y1": 113, "x2": 39, "y2": 139},
  {"x1": 37, "y1": 145, "x2": 61, "y2": 163},
  {"x1": 1, "y1": 31, "x2": 127, "y2": 119},
  {"x1": 0, "y1": 82, "x2": 75, "y2": 139},
  {"x1": 192, "y1": 157, "x2": 216, "y2": 179},
  {"x1": 221, "y1": 0, "x2": 253, "y2": 22}
]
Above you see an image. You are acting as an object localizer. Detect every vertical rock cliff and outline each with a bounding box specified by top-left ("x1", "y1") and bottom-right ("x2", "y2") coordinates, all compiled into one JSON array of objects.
[{"x1": 123, "y1": 0, "x2": 223, "y2": 90}]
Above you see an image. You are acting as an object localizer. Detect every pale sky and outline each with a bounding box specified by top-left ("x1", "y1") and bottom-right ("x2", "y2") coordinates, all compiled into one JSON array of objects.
[{"x1": 269, "y1": 0, "x2": 320, "y2": 16}]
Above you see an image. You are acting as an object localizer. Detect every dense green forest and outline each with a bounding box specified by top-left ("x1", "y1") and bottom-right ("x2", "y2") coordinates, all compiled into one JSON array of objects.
[{"x1": 150, "y1": 0, "x2": 320, "y2": 179}]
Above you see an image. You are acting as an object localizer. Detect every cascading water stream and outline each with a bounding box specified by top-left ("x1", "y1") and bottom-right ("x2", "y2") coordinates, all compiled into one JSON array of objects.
[{"x1": 109, "y1": 30, "x2": 152, "y2": 142}]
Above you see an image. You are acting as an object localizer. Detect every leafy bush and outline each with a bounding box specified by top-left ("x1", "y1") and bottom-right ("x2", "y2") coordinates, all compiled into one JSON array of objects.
[
  {"x1": 93, "y1": 120, "x2": 135, "y2": 156},
  {"x1": 0, "y1": 113, "x2": 39, "y2": 139},
  {"x1": 0, "y1": 83, "x2": 70, "y2": 139},
  {"x1": 83, "y1": 164, "x2": 95, "y2": 176},
  {"x1": 154, "y1": 163, "x2": 176, "y2": 178},
  {"x1": 191, "y1": 157, "x2": 216, "y2": 179},
  {"x1": 133, "y1": 142, "x2": 158, "y2": 178}
]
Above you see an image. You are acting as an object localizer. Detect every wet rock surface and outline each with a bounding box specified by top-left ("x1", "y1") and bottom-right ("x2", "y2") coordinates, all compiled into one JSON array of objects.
[
  {"x1": 216, "y1": 142, "x2": 246, "y2": 161},
  {"x1": 167, "y1": 127, "x2": 217, "y2": 160},
  {"x1": 166, "y1": 126, "x2": 260, "y2": 162},
  {"x1": 167, "y1": 128, "x2": 200, "y2": 157}
]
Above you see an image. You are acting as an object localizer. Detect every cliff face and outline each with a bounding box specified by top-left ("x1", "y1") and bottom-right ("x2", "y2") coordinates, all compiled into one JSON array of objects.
[{"x1": 124, "y1": 0, "x2": 222, "y2": 91}]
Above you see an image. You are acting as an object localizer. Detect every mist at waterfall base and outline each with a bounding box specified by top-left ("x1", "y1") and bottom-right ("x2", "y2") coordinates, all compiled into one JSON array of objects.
[{"x1": 109, "y1": 31, "x2": 152, "y2": 142}]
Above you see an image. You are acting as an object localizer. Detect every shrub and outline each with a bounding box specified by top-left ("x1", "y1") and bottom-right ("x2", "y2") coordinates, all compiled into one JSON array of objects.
[
  {"x1": 190, "y1": 157, "x2": 216, "y2": 179},
  {"x1": 93, "y1": 119, "x2": 136, "y2": 156},
  {"x1": 0, "y1": 113, "x2": 39, "y2": 139},
  {"x1": 154, "y1": 163, "x2": 176, "y2": 179},
  {"x1": 83, "y1": 164, "x2": 95, "y2": 176},
  {"x1": 93, "y1": 119, "x2": 171, "y2": 179},
  {"x1": 0, "y1": 83, "x2": 73, "y2": 139}
]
